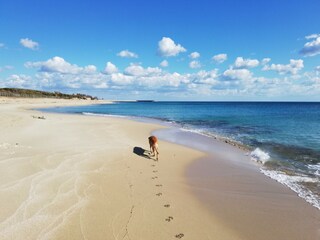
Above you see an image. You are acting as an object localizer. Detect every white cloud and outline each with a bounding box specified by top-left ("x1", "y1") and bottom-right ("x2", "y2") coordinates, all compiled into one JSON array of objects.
[
  {"x1": 83, "y1": 65, "x2": 97, "y2": 74},
  {"x1": 25, "y1": 56, "x2": 97, "y2": 74},
  {"x1": 103, "y1": 62, "x2": 118, "y2": 74},
  {"x1": 300, "y1": 34, "x2": 320, "y2": 57},
  {"x1": 222, "y1": 68, "x2": 253, "y2": 81},
  {"x1": 212, "y1": 53, "x2": 227, "y2": 63},
  {"x1": 31, "y1": 70, "x2": 110, "y2": 89},
  {"x1": 20, "y1": 38, "x2": 39, "y2": 50},
  {"x1": 5, "y1": 52, "x2": 320, "y2": 99},
  {"x1": 192, "y1": 70, "x2": 219, "y2": 85},
  {"x1": 1, "y1": 74, "x2": 33, "y2": 88},
  {"x1": 117, "y1": 50, "x2": 138, "y2": 58},
  {"x1": 262, "y1": 59, "x2": 304, "y2": 75},
  {"x1": 189, "y1": 60, "x2": 201, "y2": 69},
  {"x1": 124, "y1": 63, "x2": 162, "y2": 76},
  {"x1": 160, "y1": 60, "x2": 169, "y2": 67},
  {"x1": 0, "y1": 43, "x2": 5, "y2": 48},
  {"x1": 189, "y1": 52, "x2": 200, "y2": 59},
  {"x1": 234, "y1": 57, "x2": 259, "y2": 69},
  {"x1": 110, "y1": 73, "x2": 133, "y2": 85},
  {"x1": 261, "y1": 58, "x2": 271, "y2": 65},
  {"x1": 158, "y1": 37, "x2": 186, "y2": 57},
  {"x1": 305, "y1": 34, "x2": 320, "y2": 40}
]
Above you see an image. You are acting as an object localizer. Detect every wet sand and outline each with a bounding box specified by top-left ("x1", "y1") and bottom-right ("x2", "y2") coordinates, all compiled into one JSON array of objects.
[{"x1": 156, "y1": 126, "x2": 320, "y2": 240}]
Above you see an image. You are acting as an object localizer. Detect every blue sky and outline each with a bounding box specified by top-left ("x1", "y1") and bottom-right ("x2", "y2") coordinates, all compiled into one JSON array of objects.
[{"x1": 0, "y1": 0, "x2": 320, "y2": 100}]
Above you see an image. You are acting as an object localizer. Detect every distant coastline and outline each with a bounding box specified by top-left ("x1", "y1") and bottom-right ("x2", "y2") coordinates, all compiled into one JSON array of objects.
[{"x1": 0, "y1": 88, "x2": 98, "y2": 100}]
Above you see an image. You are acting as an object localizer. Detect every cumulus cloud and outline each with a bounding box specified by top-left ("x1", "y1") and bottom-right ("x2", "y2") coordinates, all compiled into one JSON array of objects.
[
  {"x1": 111, "y1": 65, "x2": 189, "y2": 88},
  {"x1": 1, "y1": 74, "x2": 33, "y2": 88},
  {"x1": 189, "y1": 60, "x2": 201, "y2": 69},
  {"x1": 124, "y1": 63, "x2": 162, "y2": 76},
  {"x1": 20, "y1": 38, "x2": 39, "y2": 50},
  {"x1": 222, "y1": 68, "x2": 253, "y2": 81},
  {"x1": 103, "y1": 62, "x2": 118, "y2": 74},
  {"x1": 262, "y1": 59, "x2": 304, "y2": 75},
  {"x1": 212, "y1": 53, "x2": 227, "y2": 63},
  {"x1": 25, "y1": 56, "x2": 97, "y2": 74},
  {"x1": 189, "y1": 52, "x2": 200, "y2": 59},
  {"x1": 29, "y1": 70, "x2": 110, "y2": 89},
  {"x1": 160, "y1": 60, "x2": 169, "y2": 67},
  {"x1": 5, "y1": 52, "x2": 319, "y2": 99},
  {"x1": 158, "y1": 37, "x2": 186, "y2": 57},
  {"x1": 110, "y1": 73, "x2": 133, "y2": 85},
  {"x1": 234, "y1": 57, "x2": 259, "y2": 69},
  {"x1": 117, "y1": 50, "x2": 138, "y2": 58},
  {"x1": 192, "y1": 70, "x2": 219, "y2": 85},
  {"x1": 300, "y1": 34, "x2": 320, "y2": 57}
]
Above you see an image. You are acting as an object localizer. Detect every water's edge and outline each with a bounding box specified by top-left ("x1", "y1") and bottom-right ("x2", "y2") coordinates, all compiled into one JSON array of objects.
[{"x1": 38, "y1": 108, "x2": 320, "y2": 210}]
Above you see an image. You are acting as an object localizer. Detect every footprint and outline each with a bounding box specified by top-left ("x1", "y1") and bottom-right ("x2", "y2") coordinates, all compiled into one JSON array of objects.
[
  {"x1": 165, "y1": 216, "x2": 173, "y2": 222},
  {"x1": 175, "y1": 233, "x2": 184, "y2": 238},
  {"x1": 153, "y1": 170, "x2": 158, "y2": 173},
  {"x1": 156, "y1": 192, "x2": 162, "y2": 196},
  {"x1": 155, "y1": 184, "x2": 162, "y2": 187},
  {"x1": 164, "y1": 204, "x2": 170, "y2": 208},
  {"x1": 151, "y1": 176, "x2": 158, "y2": 179},
  {"x1": 151, "y1": 164, "x2": 155, "y2": 167}
]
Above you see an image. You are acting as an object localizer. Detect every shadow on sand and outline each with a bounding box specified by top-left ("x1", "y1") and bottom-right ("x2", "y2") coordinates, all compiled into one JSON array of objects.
[{"x1": 133, "y1": 146, "x2": 151, "y2": 159}]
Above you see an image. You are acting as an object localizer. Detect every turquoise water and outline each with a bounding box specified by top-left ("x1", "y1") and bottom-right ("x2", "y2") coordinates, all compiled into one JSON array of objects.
[{"x1": 43, "y1": 101, "x2": 320, "y2": 209}]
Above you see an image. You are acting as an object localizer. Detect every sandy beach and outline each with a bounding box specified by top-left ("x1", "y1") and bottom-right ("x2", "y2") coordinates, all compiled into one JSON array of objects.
[{"x1": 0, "y1": 98, "x2": 319, "y2": 240}]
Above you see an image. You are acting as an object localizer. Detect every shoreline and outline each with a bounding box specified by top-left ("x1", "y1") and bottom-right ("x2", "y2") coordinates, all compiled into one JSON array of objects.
[
  {"x1": 46, "y1": 105, "x2": 320, "y2": 211},
  {"x1": 1, "y1": 97, "x2": 319, "y2": 239},
  {"x1": 155, "y1": 126, "x2": 320, "y2": 239}
]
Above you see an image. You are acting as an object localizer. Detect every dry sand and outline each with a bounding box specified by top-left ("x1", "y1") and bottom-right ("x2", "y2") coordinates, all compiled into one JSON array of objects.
[{"x1": 0, "y1": 97, "x2": 319, "y2": 240}]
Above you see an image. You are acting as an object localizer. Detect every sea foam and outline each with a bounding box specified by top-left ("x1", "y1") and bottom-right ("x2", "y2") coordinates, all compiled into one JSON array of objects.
[
  {"x1": 250, "y1": 148, "x2": 270, "y2": 164},
  {"x1": 82, "y1": 112, "x2": 127, "y2": 118},
  {"x1": 308, "y1": 163, "x2": 320, "y2": 176},
  {"x1": 261, "y1": 169, "x2": 320, "y2": 210}
]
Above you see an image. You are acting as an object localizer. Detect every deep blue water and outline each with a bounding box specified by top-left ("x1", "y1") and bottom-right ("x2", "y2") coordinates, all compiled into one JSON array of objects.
[{"x1": 42, "y1": 101, "x2": 320, "y2": 209}]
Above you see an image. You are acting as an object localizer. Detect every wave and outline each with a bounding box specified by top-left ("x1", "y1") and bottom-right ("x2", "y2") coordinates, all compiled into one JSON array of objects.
[
  {"x1": 261, "y1": 169, "x2": 320, "y2": 210},
  {"x1": 308, "y1": 163, "x2": 320, "y2": 176},
  {"x1": 82, "y1": 112, "x2": 128, "y2": 118},
  {"x1": 250, "y1": 148, "x2": 270, "y2": 164},
  {"x1": 179, "y1": 127, "x2": 219, "y2": 139}
]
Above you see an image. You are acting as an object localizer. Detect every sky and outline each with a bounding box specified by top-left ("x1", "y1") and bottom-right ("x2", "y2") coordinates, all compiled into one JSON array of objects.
[{"x1": 0, "y1": 0, "x2": 320, "y2": 101}]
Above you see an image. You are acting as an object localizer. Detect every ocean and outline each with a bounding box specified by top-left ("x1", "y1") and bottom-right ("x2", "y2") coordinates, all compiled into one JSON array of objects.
[{"x1": 42, "y1": 101, "x2": 320, "y2": 210}]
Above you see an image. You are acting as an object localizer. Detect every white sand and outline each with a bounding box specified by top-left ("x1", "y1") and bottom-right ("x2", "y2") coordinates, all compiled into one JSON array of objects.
[{"x1": 0, "y1": 98, "x2": 239, "y2": 240}]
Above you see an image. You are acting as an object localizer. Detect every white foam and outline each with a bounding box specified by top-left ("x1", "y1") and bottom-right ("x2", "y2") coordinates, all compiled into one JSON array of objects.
[
  {"x1": 308, "y1": 163, "x2": 320, "y2": 176},
  {"x1": 261, "y1": 169, "x2": 320, "y2": 210},
  {"x1": 82, "y1": 112, "x2": 127, "y2": 118},
  {"x1": 180, "y1": 127, "x2": 229, "y2": 142},
  {"x1": 250, "y1": 148, "x2": 270, "y2": 164}
]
